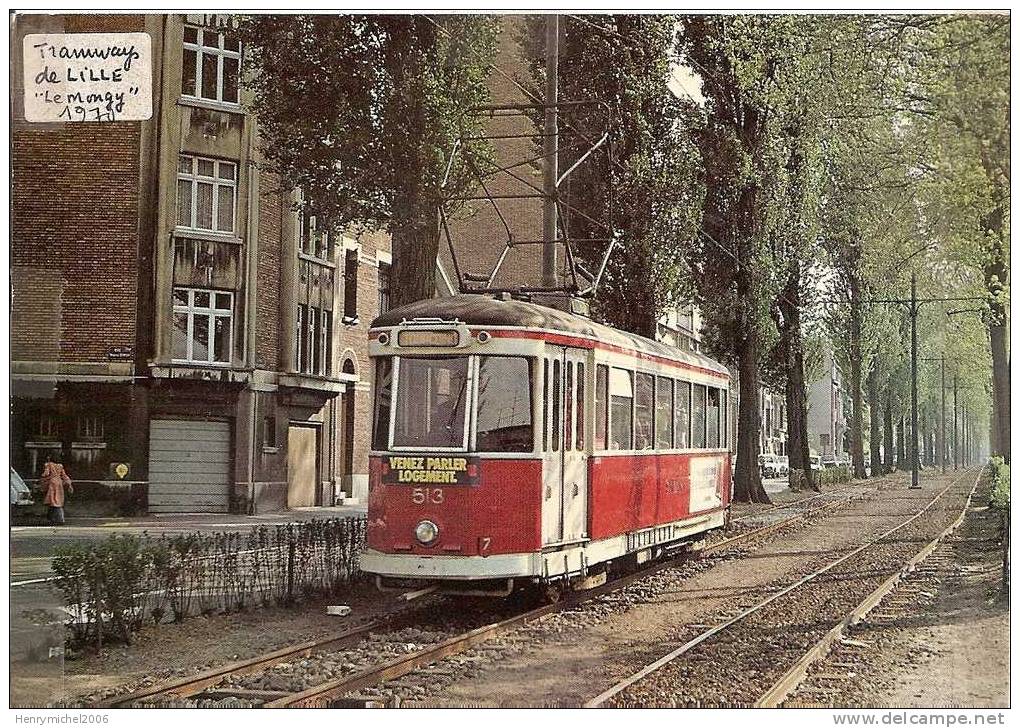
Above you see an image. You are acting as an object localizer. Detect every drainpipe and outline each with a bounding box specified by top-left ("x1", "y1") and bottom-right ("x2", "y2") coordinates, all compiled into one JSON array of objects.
[{"x1": 244, "y1": 130, "x2": 260, "y2": 514}]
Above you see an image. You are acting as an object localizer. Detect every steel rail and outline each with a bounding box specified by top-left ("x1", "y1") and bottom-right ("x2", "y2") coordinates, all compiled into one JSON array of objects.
[
  {"x1": 729, "y1": 474, "x2": 899, "y2": 525},
  {"x1": 105, "y1": 483, "x2": 865, "y2": 709},
  {"x1": 754, "y1": 466, "x2": 984, "y2": 707},
  {"x1": 584, "y1": 468, "x2": 977, "y2": 708},
  {"x1": 264, "y1": 491, "x2": 863, "y2": 708},
  {"x1": 101, "y1": 607, "x2": 426, "y2": 708}
]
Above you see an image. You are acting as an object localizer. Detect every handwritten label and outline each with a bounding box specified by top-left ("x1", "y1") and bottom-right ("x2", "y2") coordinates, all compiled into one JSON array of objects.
[{"x1": 23, "y1": 33, "x2": 152, "y2": 122}]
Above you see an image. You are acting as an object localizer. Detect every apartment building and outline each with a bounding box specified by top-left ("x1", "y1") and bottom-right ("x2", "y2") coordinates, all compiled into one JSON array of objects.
[
  {"x1": 10, "y1": 13, "x2": 389, "y2": 513},
  {"x1": 806, "y1": 350, "x2": 848, "y2": 459}
]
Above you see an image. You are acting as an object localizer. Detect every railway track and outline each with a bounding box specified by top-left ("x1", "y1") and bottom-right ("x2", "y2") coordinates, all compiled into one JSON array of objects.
[
  {"x1": 585, "y1": 467, "x2": 983, "y2": 708},
  {"x1": 103, "y1": 477, "x2": 873, "y2": 708}
]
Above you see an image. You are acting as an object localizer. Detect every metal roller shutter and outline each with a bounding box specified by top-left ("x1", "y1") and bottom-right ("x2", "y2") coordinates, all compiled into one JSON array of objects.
[{"x1": 148, "y1": 419, "x2": 231, "y2": 513}]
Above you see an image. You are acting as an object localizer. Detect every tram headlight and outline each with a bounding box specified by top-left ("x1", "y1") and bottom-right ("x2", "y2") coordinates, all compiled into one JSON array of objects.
[{"x1": 415, "y1": 520, "x2": 439, "y2": 546}]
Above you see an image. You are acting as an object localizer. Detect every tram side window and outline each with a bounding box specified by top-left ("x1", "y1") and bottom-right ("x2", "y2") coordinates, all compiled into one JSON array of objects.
[
  {"x1": 720, "y1": 390, "x2": 728, "y2": 448},
  {"x1": 594, "y1": 364, "x2": 609, "y2": 450},
  {"x1": 706, "y1": 387, "x2": 721, "y2": 449},
  {"x1": 609, "y1": 368, "x2": 633, "y2": 450},
  {"x1": 475, "y1": 356, "x2": 533, "y2": 452},
  {"x1": 691, "y1": 383, "x2": 707, "y2": 449},
  {"x1": 576, "y1": 362, "x2": 585, "y2": 450},
  {"x1": 634, "y1": 373, "x2": 655, "y2": 450},
  {"x1": 542, "y1": 360, "x2": 549, "y2": 451},
  {"x1": 565, "y1": 363, "x2": 574, "y2": 450},
  {"x1": 674, "y1": 380, "x2": 690, "y2": 448},
  {"x1": 551, "y1": 358, "x2": 561, "y2": 452},
  {"x1": 392, "y1": 356, "x2": 470, "y2": 449},
  {"x1": 371, "y1": 357, "x2": 393, "y2": 449},
  {"x1": 655, "y1": 376, "x2": 673, "y2": 449}
]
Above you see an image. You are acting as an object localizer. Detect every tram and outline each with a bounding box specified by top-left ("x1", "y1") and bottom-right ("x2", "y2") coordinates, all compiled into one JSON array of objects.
[{"x1": 360, "y1": 294, "x2": 732, "y2": 597}]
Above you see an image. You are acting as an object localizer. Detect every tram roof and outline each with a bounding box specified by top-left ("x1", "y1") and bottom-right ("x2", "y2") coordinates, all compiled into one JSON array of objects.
[{"x1": 371, "y1": 294, "x2": 731, "y2": 379}]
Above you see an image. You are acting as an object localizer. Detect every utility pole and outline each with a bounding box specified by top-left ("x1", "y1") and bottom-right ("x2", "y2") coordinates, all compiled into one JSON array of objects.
[
  {"x1": 541, "y1": 14, "x2": 559, "y2": 289},
  {"x1": 869, "y1": 282, "x2": 982, "y2": 488},
  {"x1": 963, "y1": 403, "x2": 970, "y2": 467},
  {"x1": 953, "y1": 373, "x2": 959, "y2": 471},
  {"x1": 909, "y1": 274, "x2": 920, "y2": 489},
  {"x1": 939, "y1": 357, "x2": 946, "y2": 473}
]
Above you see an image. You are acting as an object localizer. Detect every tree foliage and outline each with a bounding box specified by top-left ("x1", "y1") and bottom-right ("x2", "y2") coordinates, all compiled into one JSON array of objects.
[{"x1": 238, "y1": 15, "x2": 500, "y2": 307}]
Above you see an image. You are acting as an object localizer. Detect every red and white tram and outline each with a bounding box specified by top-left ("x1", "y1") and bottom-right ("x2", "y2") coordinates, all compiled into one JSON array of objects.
[{"x1": 360, "y1": 294, "x2": 732, "y2": 597}]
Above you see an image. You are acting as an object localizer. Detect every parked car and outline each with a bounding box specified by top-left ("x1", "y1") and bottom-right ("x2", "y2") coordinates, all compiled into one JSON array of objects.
[
  {"x1": 10, "y1": 467, "x2": 33, "y2": 511},
  {"x1": 758, "y1": 454, "x2": 787, "y2": 479}
]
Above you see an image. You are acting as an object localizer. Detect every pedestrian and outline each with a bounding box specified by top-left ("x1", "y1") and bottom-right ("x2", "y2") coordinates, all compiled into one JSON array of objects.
[{"x1": 40, "y1": 456, "x2": 73, "y2": 526}]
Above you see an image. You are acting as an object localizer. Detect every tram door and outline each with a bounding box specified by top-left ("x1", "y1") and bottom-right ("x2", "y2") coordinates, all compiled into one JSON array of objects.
[{"x1": 541, "y1": 347, "x2": 589, "y2": 546}]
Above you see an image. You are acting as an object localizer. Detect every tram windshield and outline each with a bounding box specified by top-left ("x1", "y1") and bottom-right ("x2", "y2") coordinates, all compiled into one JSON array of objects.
[
  {"x1": 375, "y1": 355, "x2": 534, "y2": 452},
  {"x1": 392, "y1": 356, "x2": 470, "y2": 449}
]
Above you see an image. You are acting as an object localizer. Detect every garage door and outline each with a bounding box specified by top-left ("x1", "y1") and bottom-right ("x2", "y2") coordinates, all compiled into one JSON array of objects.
[{"x1": 149, "y1": 419, "x2": 231, "y2": 513}]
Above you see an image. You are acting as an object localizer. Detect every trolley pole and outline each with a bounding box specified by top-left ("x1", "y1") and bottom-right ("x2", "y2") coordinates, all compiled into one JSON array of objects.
[
  {"x1": 909, "y1": 274, "x2": 920, "y2": 489},
  {"x1": 541, "y1": 14, "x2": 559, "y2": 289}
]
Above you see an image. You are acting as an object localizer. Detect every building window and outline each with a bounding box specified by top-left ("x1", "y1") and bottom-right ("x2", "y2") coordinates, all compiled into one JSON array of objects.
[
  {"x1": 296, "y1": 305, "x2": 332, "y2": 376},
  {"x1": 76, "y1": 415, "x2": 104, "y2": 441},
  {"x1": 263, "y1": 415, "x2": 277, "y2": 449},
  {"x1": 172, "y1": 287, "x2": 233, "y2": 364},
  {"x1": 182, "y1": 24, "x2": 241, "y2": 105},
  {"x1": 378, "y1": 262, "x2": 391, "y2": 314},
  {"x1": 321, "y1": 308, "x2": 333, "y2": 377},
  {"x1": 177, "y1": 155, "x2": 237, "y2": 233},
  {"x1": 343, "y1": 248, "x2": 359, "y2": 324},
  {"x1": 34, "y1": 412, "x2": 58, "y2": 441},
  {"x1": 298, "y1": 209, "x2": 331, "y2": 261},
  {"x1": 296, "y1": 304, "x2": 305, "y2": 372}
]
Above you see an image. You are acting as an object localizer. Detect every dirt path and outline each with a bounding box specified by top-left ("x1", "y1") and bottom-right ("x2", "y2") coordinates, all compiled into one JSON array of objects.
[
  {"x1": 874, "y1": 501, "x2": 1009, "y2": 707},
  {"x1": 434, "y1": 470, "x2": 975, "y2": 707}
]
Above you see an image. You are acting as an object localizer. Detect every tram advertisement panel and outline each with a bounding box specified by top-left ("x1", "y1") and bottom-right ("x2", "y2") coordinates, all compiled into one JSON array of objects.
[
  {"x1": 381, "y1": 455, "x2": 480, "y2": 485},
  {"x1": 689, "y1": 455, "x2": 724, "y2": 512}
]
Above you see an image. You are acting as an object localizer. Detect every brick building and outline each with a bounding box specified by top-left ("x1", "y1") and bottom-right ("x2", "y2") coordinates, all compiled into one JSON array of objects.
[{"x1": 10, "y1": 13, "x2": 389, "y2": 513}]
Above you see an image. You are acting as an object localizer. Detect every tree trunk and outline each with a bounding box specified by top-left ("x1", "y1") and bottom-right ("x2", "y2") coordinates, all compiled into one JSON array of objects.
[
  {"x1": 883, "y1": 390, "x2": 894, "y2": 473},
  {"x1": 983, "y1": 222, "x2": 1010, "y2": 462},
  {"x1": 896, "y1": 416, "x2": 906, "y2": 469},
  {"x1": 734, "y1": 332, "x2": 770, "y2": 503},
  {"x1": 848, "y1": 271, "x2": 867, "y2": 479},
  {"x1": 731, "y1": 183, "x2": 770, "y2": 505},
  {"x1": 390, "y1": 209, "x2": 440, "y2": 309},
  {"x1": 868, "y1": 358, "x2": 882, "y2": 477},
  {"x1": 779, "y1": 261, "x2": 815, "y2": 492}
]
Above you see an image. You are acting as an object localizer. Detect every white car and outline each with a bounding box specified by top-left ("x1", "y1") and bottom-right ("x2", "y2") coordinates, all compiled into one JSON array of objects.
[{"x1": 10, "y1": 467, "x2": 33, "y2": 508}]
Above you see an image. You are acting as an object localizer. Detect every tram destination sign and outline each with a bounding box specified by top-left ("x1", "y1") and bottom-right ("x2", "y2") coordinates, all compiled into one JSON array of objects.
[{"x1": 382, "y1": 455, "x2": 480, "y2": 485}]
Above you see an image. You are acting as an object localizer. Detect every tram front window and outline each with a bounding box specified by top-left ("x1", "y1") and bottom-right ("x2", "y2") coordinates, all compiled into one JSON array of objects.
[
  {"x1": 393, "y1": 357, "x2": 470, "y2": 449},
  {"x1": 476, "y1": 356, "x2": 533, "y2": 452}
]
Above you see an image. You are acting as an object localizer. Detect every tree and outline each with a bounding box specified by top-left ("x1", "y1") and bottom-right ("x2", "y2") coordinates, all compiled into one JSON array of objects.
[
  {"x1": 906, "y1": 15, "x2": 1010, "y2": 461},
  {"x1": 678, "y1": 15, "x2": 813, "y2": 503},
  {"x1": 238, "y1": 15, "x2": 499, "y2": 308}
]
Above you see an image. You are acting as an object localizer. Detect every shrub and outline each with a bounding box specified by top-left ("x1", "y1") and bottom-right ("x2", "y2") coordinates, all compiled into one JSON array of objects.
[
  {"x1": 816, "y1": 466, "x2": 851, "y2": 487},
  {"x1": 990, "y1": 456, "x2": 1010, "y2": 511},
  {"x1": 51, "y1": 517, "x2": 367, "y2": 652}
]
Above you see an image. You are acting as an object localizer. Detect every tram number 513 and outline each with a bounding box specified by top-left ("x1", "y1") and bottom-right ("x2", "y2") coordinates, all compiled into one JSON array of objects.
[{"x1": 412, "y1": 487, "x2": 444, "y2": 505}]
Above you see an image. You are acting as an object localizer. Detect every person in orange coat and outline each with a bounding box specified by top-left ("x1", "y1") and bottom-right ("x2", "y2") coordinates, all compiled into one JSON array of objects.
[{"x1": 40, "y1": 456, "x2": 73, "y2": 525}]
